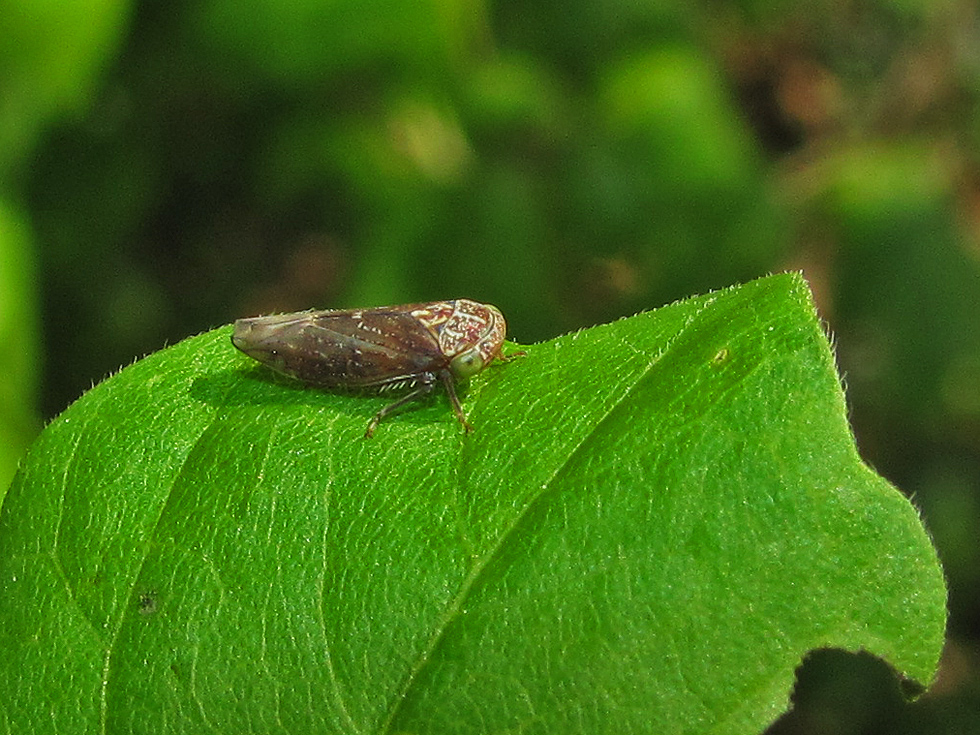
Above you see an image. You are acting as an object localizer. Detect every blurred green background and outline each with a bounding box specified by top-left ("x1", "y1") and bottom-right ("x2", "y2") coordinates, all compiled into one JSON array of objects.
[{"x1": 1, "y1": 0, "x2": 978, "y2": 731}]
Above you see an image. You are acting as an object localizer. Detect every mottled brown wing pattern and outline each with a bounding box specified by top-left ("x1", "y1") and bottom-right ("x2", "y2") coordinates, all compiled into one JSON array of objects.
[
  {"x1": 306, "y1": 308, "x2": 448, "y2": 388},
  {"x1": 233, "y1": 307, "x2": 447, "y2": 390}
]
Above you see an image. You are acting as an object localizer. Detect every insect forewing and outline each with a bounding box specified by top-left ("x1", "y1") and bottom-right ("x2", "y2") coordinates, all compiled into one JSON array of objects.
[{"x1": 232, "y1": 307, "x2": 444, "y2": 389}]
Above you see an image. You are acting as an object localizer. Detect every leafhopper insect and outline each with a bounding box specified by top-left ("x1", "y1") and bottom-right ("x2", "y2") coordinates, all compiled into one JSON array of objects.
[{"x1": 232, "y1": 299, "x2": 517, "y2": 437}]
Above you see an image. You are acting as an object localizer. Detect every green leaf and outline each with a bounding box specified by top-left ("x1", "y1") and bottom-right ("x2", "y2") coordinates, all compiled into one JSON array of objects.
[{"x1": 0, "y1": 273, "x2": 945, "y2": 733}]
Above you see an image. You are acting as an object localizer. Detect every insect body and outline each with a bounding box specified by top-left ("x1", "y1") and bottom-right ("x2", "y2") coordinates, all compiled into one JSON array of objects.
[{"x1": 232, "y1": 299, "x2": 513, "y2": 437}]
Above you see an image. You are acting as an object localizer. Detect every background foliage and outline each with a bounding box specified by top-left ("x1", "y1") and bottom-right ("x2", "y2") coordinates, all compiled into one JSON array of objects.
[{"x1": 1, "y1": 0, "x2": 978, "y2": 731}]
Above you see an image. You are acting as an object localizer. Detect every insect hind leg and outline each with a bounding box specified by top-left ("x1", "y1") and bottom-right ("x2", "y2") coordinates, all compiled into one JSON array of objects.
[{"x1": 364, "y1": 375, "x2": 436, "y2": 438}]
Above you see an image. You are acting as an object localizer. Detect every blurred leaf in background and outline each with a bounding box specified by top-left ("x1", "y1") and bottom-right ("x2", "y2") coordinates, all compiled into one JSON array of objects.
[
  {"x1": 5, "y1": 0, "x2": 980, "y2": 730},
  {"x1": 0, "y1": 203, "x2": 39, "y2": 494},
  {"x1": 0, "y1": 0, "x2": 132, "y2": 491},
  {"x1": 0, "y1": 0, "x2": 132, "y2": 174}
]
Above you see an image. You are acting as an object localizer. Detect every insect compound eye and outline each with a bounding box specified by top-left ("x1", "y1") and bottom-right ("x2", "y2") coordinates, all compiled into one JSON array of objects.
[{"x1": 449, "y1": 346, "x2": 487, "y2": 380}]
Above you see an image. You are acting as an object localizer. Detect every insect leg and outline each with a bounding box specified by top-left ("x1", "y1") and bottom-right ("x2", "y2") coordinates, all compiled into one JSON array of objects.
[
  {"x1": 364, "y1": 377, "x2": 436, "y2": 438},
  {"x1": 495, "y1": 348, "x2": 527, "y2": 363},
  {"x1": 438, "y1": 369, "x2": 473, "y2": 434}
]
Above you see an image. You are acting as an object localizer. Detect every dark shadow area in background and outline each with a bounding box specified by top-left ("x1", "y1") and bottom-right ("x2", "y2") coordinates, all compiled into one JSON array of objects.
[{"x1": 767, "y1": 648, "x2": 980, "y2": 735}]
